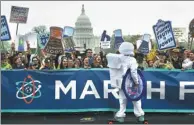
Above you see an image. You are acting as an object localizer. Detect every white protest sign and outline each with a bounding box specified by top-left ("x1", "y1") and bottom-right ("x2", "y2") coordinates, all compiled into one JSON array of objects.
[
  {"x1": 173, "y1": 28, "x2": 187, "y2": 43},
  {"x1": 10, "y1": 6, "x2": 29, "y2": 23},
  {"x1": 100, "y1": 41, "x2": 111, "y2": 49},
  {"x1": 15, "y1": 35, "x2": 28, "y2": 51},
  {"x1": 153, "y1": 19, "x2": 176, "y2": 50},
  {"x1": 26, "y1": 33, "x2": 38, "y2": 48}
]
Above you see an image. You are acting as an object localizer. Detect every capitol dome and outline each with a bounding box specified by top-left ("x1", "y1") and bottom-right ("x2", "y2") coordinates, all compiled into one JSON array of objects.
[
  {"x1": 74, "y1": 4, "x2": 95, "y2": 50},
  {"x1": 75, "y1": 5, "x2": 92, "y2": 28}
]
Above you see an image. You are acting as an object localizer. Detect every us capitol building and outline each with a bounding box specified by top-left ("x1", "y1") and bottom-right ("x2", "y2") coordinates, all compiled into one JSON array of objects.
[{"x1": 73, "y1": 5, "x2": 100, "y2": 53}]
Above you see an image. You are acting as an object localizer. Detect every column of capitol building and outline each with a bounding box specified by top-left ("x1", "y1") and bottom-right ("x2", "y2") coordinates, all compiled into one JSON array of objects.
[{"x1": 73, "y1": 4, "x2": 100, "y2": 53}]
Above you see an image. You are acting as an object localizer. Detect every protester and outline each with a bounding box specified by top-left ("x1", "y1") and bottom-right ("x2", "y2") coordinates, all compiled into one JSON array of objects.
[
  {"x1": 86, "y1": 49, "x2": 94, "y2": 65},
  {"x1": 1, "y1": 53, "x2": 12, "y2": 70},
  {"x1": 92, "y1": 55, "x2": 103, "y2": 68},
  {"x1": 67, "y1": 58, "x2": 75, "y2": 68},
  {"x1": 83, "y1": 57, "x2": 91, "y2": 69},
  {"x1": 171, "y1": 49, "x2": 182, "y2": 69},
  {"x1": 182, "y1": 50, "x2": 193, "y2": 70},
  {"x1": 40, "y1": 57, "x2": 53, "y2": 70}
]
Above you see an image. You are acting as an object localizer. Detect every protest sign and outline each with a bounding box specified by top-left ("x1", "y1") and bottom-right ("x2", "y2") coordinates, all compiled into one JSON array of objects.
[
  {"x1": 25, "y1": 33, "x2": 37, "y2": 48},
  {"x1": 38, "y1": 33, "x2": 49, "y2": 49},
  {"x1": 100, "y1": 30, "x2": 111, "y2": 49},
  {"x1": 63, "y1": 37, "x2": 75, "y2": 52},
  {"x1": 10, "y1": 6, "x2": 29, "y2": 24},
  {"x1": 15, "y1": 35, "x2": 27, "y2": 51},
  {"x1": 173, "y1": 28, "x2": 187, "y2": 42},
  {"x1": 1, "y1": 15, "x2": 11, "y2": 41},
  {"x1": 137, "y1": 34, "x2": 152, "y2": 55},
  {"x1": 114, "y1": 29, "x2": 124, "y2": 49},
  {"x1": 44, "y1": 27, "x2": 64, "y2": 55},
  {"x1": 63, "y1": 26, "x2": 74, "y2": 37},
  {"x1": 153, "y1": 19, "x2": 176, "y2": 50}
]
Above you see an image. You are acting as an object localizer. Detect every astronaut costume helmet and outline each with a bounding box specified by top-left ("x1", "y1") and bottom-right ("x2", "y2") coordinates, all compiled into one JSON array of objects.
[{"x1": 119, "y1": 42, "x2": 134, "y2": 56}]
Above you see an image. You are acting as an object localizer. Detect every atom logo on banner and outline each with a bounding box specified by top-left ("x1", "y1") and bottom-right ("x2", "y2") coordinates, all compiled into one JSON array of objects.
[{"x1": 16, "y1": 75, "x2": 42, "y2": 104}]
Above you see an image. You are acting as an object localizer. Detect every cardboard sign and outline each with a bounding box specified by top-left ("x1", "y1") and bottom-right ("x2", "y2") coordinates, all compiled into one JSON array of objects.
[
  {"x1": 44, "y1": 27, "x2": 64, "y2": 55},
  {"x1": 153, "y1": 19, "x2": 176, "y2": 50},
  {"x1": 1, "y1": 15, "x2": 11, "y2": 41},
  {"x1": 10, "y1": 6, "x2": 29, "y2": 23}
]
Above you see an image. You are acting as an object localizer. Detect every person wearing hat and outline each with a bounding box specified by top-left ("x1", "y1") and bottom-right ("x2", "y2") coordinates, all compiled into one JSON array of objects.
[
  {"x1": 106, "y1": 42, "x2": 145, "y2": 123},
  {"x1": 171, "y1": 48, "x2": 182, "y2": 69}
]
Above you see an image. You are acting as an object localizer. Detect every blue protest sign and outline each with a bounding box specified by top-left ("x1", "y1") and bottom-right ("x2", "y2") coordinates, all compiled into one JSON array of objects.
[
  {"x1": 114, "y1": 29, "x2": 124, "y2": 49},
  {"x1": 38, "y1": 33, "x2": 49, "y2": 49},
  {"x1": 153, "y1": 19, "x2": 176, "y2": 50},
  {"x1": 1, "y1": 16, "x2": 11, "y2": 41},
  {"x1": 63, "y1": 26, "x2": 74, "y2": 38}
]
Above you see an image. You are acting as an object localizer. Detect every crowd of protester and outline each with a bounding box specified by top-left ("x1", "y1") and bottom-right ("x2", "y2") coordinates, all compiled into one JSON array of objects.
[{"x1": 1, "y1": 41, "x2": 194, "y2": 71}]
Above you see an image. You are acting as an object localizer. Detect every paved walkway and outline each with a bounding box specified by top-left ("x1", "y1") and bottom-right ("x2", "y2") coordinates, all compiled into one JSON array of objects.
[{"x1": 2, "y1": 112, "x2": 194, "y2": 124}]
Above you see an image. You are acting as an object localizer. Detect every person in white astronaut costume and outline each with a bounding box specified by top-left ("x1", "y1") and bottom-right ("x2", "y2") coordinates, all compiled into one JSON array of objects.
[{"x1": 106, "y1": 42, "x2": 145, "y2": 123}]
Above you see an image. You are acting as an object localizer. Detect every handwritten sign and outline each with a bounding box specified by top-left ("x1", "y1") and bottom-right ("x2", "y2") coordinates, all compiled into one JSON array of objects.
[
  {"x1": 1, "y1": 15, "x2": 11, "y2": 41},
  {"x1": 153, "y1": 19, "x2": 176, "y2": 50},
  {"x1": 10, "y1": 6, "x2": 29, "y2": 23},
  {"x1": 44, "y1": 27, "x2": 64, "y2": 55}
]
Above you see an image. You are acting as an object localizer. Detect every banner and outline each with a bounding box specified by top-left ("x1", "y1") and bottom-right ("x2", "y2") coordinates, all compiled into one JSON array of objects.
[
  {"x1": 1, "y1": 15, "x2": 11, "y2": 41},
  {"x1": 44, "y1": 27, "x2": 64, "y2": 55},
  {"x1": 100, "y1": 30, "x2": 111, "y2": 49},
  {"x1": 153, "y1": 19, "x2": 176, "y2": 50},
  {"x1": 1, "y1": 69, "x2": 194, "y2": 113},
  {"x1": 10, "y1": 6, "x2": 29, "y2": 24}
]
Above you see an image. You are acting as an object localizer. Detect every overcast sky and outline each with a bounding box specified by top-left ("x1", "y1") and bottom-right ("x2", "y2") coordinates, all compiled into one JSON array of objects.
[{"x1": 1, "y1": 1, "x2": 194, "y2": 40}]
